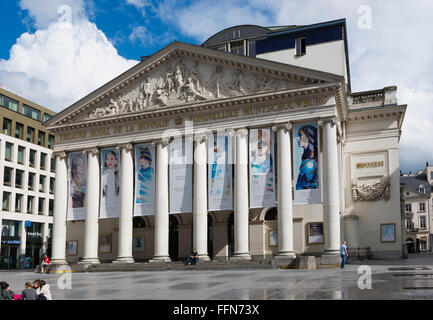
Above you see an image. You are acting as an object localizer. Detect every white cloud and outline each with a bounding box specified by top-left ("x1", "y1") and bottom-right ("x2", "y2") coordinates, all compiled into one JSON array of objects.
[
  {"x1": 129, "y1": 25, "x2": 174, "y2": 47},
  {"x1": 126, "y1": 0, "x2": 150, "y2": 9},
  {"x1": 0, "y1": 2, "x2": 138, "y2": 112}
]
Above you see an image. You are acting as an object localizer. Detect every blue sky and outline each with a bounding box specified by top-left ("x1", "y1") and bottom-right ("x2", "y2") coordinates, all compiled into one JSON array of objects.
[{"x1": 0, "y1": 0, "x2": 433, "y2": 172}]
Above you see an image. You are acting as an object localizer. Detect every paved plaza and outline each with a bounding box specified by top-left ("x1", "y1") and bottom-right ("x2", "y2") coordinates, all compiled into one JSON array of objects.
[{"x1": 1, "y1": 254, "x2": 433, "y2": 300}]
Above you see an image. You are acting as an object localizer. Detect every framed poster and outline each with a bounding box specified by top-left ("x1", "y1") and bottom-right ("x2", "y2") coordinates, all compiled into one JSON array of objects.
[
  {"x1": 66, "y1": 240, "x2": 78, "y2": 256},
  {"x1": 134, "y1": 144, "x2": 155, "y2": 216},
  {"x1": 67, "y1": 153, "x2": 87, "y2": 221},
  {"x1": 99, "y1": 234, "x2": 112, "y2": 253},
  {"x1": 269, "y1": 230, "x2": 278, "y2": 247},
  {"x1": 307, "y1": 222, "x2": 324, "y2": 245},
  {"x1": 380, "y1": 223, "x2": 396, "y2": 242},
  {"x1": 133, "y1": 237, "x2": 145, "y2": 252}
]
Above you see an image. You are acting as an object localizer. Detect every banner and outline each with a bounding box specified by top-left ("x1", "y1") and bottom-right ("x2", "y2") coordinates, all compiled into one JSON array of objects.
[
  {"x1": 169, "y1": 136, "x2": 193, "y2": 214},
  {"x1": 100, "y1": 148, "x2": 121, "y2": 219},
  {"x1": 208, "y1": 133, "x2": 233, "y2": 211},
  {"x1": 67, "y1": 152, "x2": 87, "y2": 221},
  {"x1": 293, "y1": 122, "x2": 321, "y2": 204},
  {"x1": 249, "y1": 128, "x2": 275, "y2": 208},
  {"x1": 134, "y1": 144, "x2": 155, "y2": 216}
]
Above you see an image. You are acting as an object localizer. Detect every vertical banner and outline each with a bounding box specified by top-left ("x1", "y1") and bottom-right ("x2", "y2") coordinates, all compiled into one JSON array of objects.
[
  {"x1": 249, "y1": 128, "x2": 275, "y2": 208},
  {"x1": 208, "y1": 132, "x2": 233, "y2": 211},
  {"x1": 293, "y1": 122, "x2": 321, "y2": 204},
  {"x1": 67, "y1": 152, "x2": 87, "y2": 221},
  {"x1": 100, "y1": 148, "x2": 121, "y2": 219},
  {"x1": 169, "y1": 136, "x2": 193, "y2": 214},
  {"x1": 134, "y1": 143, "x2": 155, "y2": 216}
]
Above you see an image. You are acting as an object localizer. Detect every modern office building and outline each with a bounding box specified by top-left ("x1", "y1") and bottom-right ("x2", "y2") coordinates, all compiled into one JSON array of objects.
[
  {"x1": 0, "y1": 87, "x2": 56, "y2": 269},
  {"x1": 45, "y1": 19, "x2": 406, "y2": 265}
]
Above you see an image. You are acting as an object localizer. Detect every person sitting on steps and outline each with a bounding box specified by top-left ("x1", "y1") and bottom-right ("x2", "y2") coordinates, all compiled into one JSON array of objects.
[{"x1": 187, "y1": 249, "x2": 199, "y2": 265}]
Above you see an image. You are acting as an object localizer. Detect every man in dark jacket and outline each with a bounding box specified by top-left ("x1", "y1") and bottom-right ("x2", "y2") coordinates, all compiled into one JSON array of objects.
[{"x1": 0, "y1": 282, "x2": 15, "y2": 300}]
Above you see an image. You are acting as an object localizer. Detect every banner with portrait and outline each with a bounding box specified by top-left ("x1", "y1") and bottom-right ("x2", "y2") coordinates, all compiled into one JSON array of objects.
[
  {"x1": 67, "y1": 152, "x2": 87, "y2": 221},
  {"x1": 134, "y1": 144, "x2": 155, "y2": 216},
  {"x1": 293, "y1": 122, "x2": 321, "y2": 204},
  {"x1": 169, "y1": 136, "x2": 193, "y2": 214},
  {"x1": 100, "y1": 148, "x2": 121, "y2": 219},
  {"x1": 208, "y1": 132, "x2": 233, "y2": 211},
  {"x1": 249, "y1": 128, "x2": 275, "y2": 208}
]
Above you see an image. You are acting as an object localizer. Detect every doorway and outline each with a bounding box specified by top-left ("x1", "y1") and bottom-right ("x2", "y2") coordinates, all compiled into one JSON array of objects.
[
  {"x1": 208, "y1": 215, "x2": 214, "y2": 259},
  {"x1": 228, "y1": 213, "x2": 234, "y2": 257},
  {"x1": 169, "y1": 215, "x2": 179, "y2": 260}
]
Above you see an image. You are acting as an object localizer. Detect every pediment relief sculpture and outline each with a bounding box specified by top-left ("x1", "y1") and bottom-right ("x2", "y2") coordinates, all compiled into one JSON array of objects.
[
  {"x1": 351, "y1": 177, "x2": 391, "y2": 202},
  {"x1": 86, "y1": 57, "x2": 300, "y2": 120}
]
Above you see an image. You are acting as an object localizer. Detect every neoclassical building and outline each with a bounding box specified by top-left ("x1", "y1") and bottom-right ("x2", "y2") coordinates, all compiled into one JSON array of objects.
[{"x1": 45, "y1": 21, "x2": 407, "y2": 265}]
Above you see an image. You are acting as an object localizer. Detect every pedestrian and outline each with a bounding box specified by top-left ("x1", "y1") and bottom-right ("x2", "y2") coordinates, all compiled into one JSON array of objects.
[
  {"x1": 0, "y1": 281, "x2": 15, "y2": 300},
  {"x1": 36, "y1": 279, "x2": 52, "y2": 300},
  {"x1": 40, "y1": 254, "x2": 50, "y2": 273},
  {"x1": 340, "y1": 241, "x2": 349, "y2": 269},
  {"x1": 187, "y1": 248, "x2": 199, "y2": 265},
  {"x1": 21, "y1": 281, "x2": 37, "y2": 300}
]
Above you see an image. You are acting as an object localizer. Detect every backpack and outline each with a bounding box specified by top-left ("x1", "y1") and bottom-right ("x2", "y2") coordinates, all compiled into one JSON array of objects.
[{"x1": 37, "y1": 293, "x2": 47, "y2": 301}]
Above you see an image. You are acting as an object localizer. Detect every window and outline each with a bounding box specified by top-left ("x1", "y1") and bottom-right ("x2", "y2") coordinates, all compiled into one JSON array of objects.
[
  {"x1": 22, "y1": 104, "x2": 41, "y2": 121},
  {"x1": 27, "y1": 196, "x2": 34, "y2": 213},
  {"x1": 229, "y1": 40, "x2": 245, "y2": 56},
  {"x1": 50, "y1": 177, "x2": 55, "y2": 194},
  {"x1": 5, "y1": 97, "x2": 19, "y2": 112},
  {"x1": 38, "y1": 131, "x2": 45, "y2": 146},
  {"x1": 419, "y1": 203, "x2": 425, "y2": 212},
  {"x1": 27, "y1": 127, "x2": 35, "y2": 143},
  {"x1": 1, "y1": 220, "x2": 21, "y2": 237},
  {"x1": 431, "y1": 172, "x2": 433, "y2": 180},
  {"x1": 2, "y1": 117, "x2": 12, "y2": 135},
  {"x1": 17, "y1": 146, "x2": 25, "y2": 164},
  {"x1": 3, "y1": 167, "x2": 12, "y2": 186},
  {"x1": 40, "y1": 153, "x2": 46, "y2": 170},
  {"x1": 38, "y1": 198, "x2": 45, "y2": 215},
  {"x1": 29, "y1": 149, "x2": 36, "y2": 167},
  {"x1": 420, "y1": 240, "x2": 427, "y2": 251},
  {"x1": 405, "y1": 203, "x2": 412, "y2": 212},
  {"x1": 49, "y1": 199, "x2": 54, "y2": 216},
  {"x1": 420, "y1": 216, "x2": 426, "y2": 229},
  {"x1": 48, "y1": 135, "x2": 55, "y2": 149},
  {"x1": 39, "y1": 175, "x2": 45, "y2": 192},
  {"x1": 0, "y1": 95, "x2": 4, "y2": 106},
  {"x1": 295, "y1": 37, "x2": 306, "y2": 56},
  {"x1": 15, "y1": 169, "x2": 23, "y2": 188},
  {"x1": 15, "y1": 122, "x2": 24, "y2": 139},
  {"x1": 405, "y1": 218, "x2": 412, "y2": 230},
  {"x1": 43, "y1": 114, "x2": 52, "y2": 122},
  {"x1": 419, "y1": 185, "x2": 425, "y2": 194},
  {"x1": 15, "y1": 194, "x2": 22, "y2": 213},
  {"x1": 5, "y1": 142, "x2": 13, "y2": 161},
  {"x1": 2, "y1": 192, "x2": 10, "y2": 210},
  {"x1": 28, "y1": 172, "x2": 35, "y2": 190},
  {"x1": 50, "y1": 157, "x2": 56, "y2": 172}
]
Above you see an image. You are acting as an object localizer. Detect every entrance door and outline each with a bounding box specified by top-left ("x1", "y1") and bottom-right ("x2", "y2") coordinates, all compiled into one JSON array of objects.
[
  {"x1": 169, "y1": 215, "x2": 179, "y2": 261},
  {"x1": 208, "y1": 215, "x2": 214, "y2": 259},
  {"x1": 228, "y1": 213, "x2": 234, "y2": 257}
]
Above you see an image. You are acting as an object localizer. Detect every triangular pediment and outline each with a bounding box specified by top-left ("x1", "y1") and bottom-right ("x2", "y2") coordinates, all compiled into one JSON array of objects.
[{"x1": 46, "y1": 41, "x2": 344, "y2": 127}]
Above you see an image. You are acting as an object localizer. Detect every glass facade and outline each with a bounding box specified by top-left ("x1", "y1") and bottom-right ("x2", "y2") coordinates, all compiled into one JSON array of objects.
[
  {"x1": 3, "y1": 118, "x2": 12, "y2": 135},
  {"x1": 27, "y1": 127, "x2": 35, "y2": 143},
  {"x1": 22, "y1": 104, "x2": 41, "y2": 121},
  {"x1": 38, "y1": 131, "x2": 45, "y2": 146},
  {"x1": 1, "y1": 220, "x2": 22, "y2": 269},
  {"x1": 15, "y1": 122, "x2": 24, "y2": 139}
]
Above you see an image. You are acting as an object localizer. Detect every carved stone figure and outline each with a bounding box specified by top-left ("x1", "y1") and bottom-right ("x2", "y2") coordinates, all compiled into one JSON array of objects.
[
  {"x1": 189, "y1": 60, "x2": 203, "y2": 93},
  {"x1": 184, "y1": 77, "x2": 207, "y2": 102},
  {"x1": 228, "y1": 69, "x2": 247, "y2": 95},
  {"x1": 351, "y1": 177, "x2": 391, "y2": 202},
  {"x1": 173, "y1": 63, "x2": 184, "y2": 95}
]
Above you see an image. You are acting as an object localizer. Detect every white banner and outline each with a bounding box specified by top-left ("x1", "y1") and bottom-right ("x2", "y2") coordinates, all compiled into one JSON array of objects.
[
  {"x1": 169, "y1": 136, "x2": 193, "y2": 214},
  {"x1": 293, "y1": 122, "x2": 321, "y2": 204},
  {"x1": 249, "y1": 128, "x2": 275, "y2": 208},
  {"x1": 100, "y1": 148, "x2": 121, "y2": 219},
  {"x1": 134, "y1": 144, "x2": 155, "y2": 216},
  {"x1": 208, "y1": 133, "x2": 233, "y2": 211},
  {"x1": 67, "y1": 152, "x2": 87, "y2": 221}
]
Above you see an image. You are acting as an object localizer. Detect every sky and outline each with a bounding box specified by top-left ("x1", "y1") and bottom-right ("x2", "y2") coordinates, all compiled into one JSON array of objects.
[{"x1": 0, "y1": 0, "x2": 432, "y2": 173}]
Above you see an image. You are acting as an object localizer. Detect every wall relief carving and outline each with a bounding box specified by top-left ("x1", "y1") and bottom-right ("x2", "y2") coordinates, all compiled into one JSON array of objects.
[
  {"x1": 351, "y1": 177, "x2": 391, "y2": 202},
  {"x1": 86, "y1": 57, "x2": 298, "y2": 120}
]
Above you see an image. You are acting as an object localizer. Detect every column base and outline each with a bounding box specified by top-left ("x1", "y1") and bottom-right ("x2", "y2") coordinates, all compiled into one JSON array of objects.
[
  {"x1": 149, "y1": 256, "x2": 171, "y2": 263},
  {"x1": 113, "y1": 257, "x2": 135, "y2": 264},
  {"x1": 198, "y1": 254, "x2": 210, "y2": 261},
  {"x1": 230, "y1": 253, "x2": 251, "y2": 261},
  {"x1": 275, "y1": 251, "x2": 296, "y2": 259},
  {"x1": 78, "y1": 258, "x2": 100, "y2": 265},
  {"x1": 50, "y1": 259, "x2": 68, "y2": 265},
  {"x1": 322, "y1": 249, "x2": 340, "y2": 256}
]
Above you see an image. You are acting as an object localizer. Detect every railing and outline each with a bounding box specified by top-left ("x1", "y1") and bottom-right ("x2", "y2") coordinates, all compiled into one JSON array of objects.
[{"x1": 347, "y1": 247, "x2": 371, "y2": 260}]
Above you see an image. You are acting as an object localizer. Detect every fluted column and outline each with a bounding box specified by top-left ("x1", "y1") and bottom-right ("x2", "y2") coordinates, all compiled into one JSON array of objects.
[
  {"x1": 114, "y1": 143, "x2": 135, "y2": 263},
  {"x1": 80, "y1": 148, "x2": 100, "y2": 264},
  {"x1": 150, "y1": 139, "x2": 171, "y2": 262},
  {"x1": 51, "y1": 152, "x2": 68, "y2": 265},
  {"x1": 322, "y1": 118, "x2": 341, "y2": 255},
  {"x1": 193, "y1": 133, "x2": 209, "y2": 260},
  {"x1": 232, "y1": 128, "x2": 251, "y2": 260},
  {"x1": 275, "y1": 123, "x2": 296, "y2": 258}
]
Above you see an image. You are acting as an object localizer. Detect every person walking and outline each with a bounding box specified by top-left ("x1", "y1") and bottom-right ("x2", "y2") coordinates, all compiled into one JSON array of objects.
[
  {"x1": 21, "y1": 281, "x2": 37, "y2": 300},
  {"x1": 0, "y1": 282, "x2": 15, "y2": 300},
  {"x1": 40, "y1": 254, "x2": 50, "y2": 273},
  {"x1": 36, "y1": 279, "x2": 52, "y2": 300},
  {"x1": 187, "y1": 249, "x2": 199, "y2": 265},
  {"x1": 340, "y1": 241, "x2": 349, "y2": 269}
]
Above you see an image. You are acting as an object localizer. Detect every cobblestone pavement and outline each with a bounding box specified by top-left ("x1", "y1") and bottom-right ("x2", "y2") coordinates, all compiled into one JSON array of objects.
[{"x1": 1, "y1": 254, "x2": 433, "y2": 300}]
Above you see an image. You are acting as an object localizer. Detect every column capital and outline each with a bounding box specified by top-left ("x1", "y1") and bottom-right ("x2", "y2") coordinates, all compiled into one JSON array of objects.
[
  {"x1": 52, "y1": 151, "x2": 67, "y2": 160},
  {"x1": 319, "y1": 117, "x2": 338, "y2": 127},
  {"x1": 194, "y1": 133, "x2": 208, "y2": 143},
  {"x1": 84, "y1": 147, "x2": 99, "y2": 157},
  {"x1": 116, "y1": 143, "x2": 133, "y2": 152},
  {"x1": 272, "y1": 122, "x2": 292, "y2": 133},
  {"x1": 226, "y1": 128, "x2": 236, "y2": 137},
  {"x1": 236, "y1": 128, "x2": 249, "y2": 137}
]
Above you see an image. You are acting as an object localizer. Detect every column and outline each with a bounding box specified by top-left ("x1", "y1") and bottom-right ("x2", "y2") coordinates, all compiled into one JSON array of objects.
[
  {"x1": 42, "y1": 222, "x2": 49, "y2": 256},
  {"x1": 19, "y1": 220, "x2": 27, "y2": 269},
  {"x1": 51, "y1": 152, "x2": 68, "y2": 265},
  {"x1": 232, "y1": 128, "x2": 251, "y2": 260},
  {"x1": 80, "y1": 148, "x2": 100, "y2": 264},
  {"x1": 322, "y1": 119, "x2": 341, "y2": 255},
  {"x1": 150, "y1": 139, "x2": 171, "y2": 262},
  {"x1": 275, "y1": 123, "x2": 296, "y2": 258},
  {"x1": 114, "y1": 144, "x2": 135, "y2": 263},
  {"x1": 193, "y1": 134, "x2": 209, "y2": 260}
]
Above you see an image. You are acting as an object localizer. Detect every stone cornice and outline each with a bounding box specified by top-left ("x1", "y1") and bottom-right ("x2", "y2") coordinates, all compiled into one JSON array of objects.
[{"x1": 347, "y1": 104, "x2": 406, "y2": 125}]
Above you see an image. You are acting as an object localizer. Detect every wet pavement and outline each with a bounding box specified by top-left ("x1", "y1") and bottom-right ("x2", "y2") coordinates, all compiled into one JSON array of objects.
[{"x1": 1, "y1": 253, "x2": 433, "y2": 300}]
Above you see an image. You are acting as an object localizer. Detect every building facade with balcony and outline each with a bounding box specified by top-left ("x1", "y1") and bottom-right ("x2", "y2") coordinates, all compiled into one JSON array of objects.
[{"x1": 0, "y1": 87, "x2": 56, "y2": 269}]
